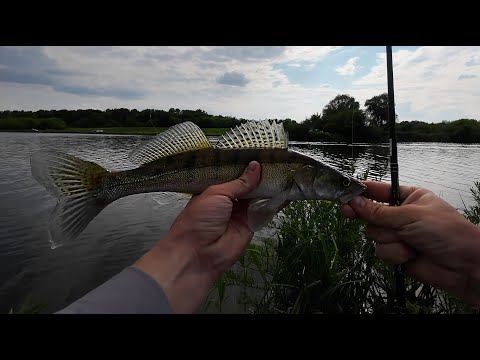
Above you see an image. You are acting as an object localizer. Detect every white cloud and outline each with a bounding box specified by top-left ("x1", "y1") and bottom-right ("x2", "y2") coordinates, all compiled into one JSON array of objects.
[
  {"x1": 353, "y1": 46, "x2": 480, "y2": 122},
  {"x1": 335, "y1": 57, "x2": 359, "y2": 76},
  {"x1": 278, "y1": 46, "x2": 342, "y2": 63}
]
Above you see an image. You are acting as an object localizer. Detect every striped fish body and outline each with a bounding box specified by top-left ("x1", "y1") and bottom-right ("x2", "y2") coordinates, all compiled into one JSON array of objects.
[{"x1": 101, "y1": 148, "x2": 320, "y2": 201}]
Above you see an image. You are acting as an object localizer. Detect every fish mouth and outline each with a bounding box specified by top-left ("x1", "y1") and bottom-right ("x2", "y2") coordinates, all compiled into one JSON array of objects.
[{"x1": 338, "y1": 181, "x2": 367, "y2": 204}]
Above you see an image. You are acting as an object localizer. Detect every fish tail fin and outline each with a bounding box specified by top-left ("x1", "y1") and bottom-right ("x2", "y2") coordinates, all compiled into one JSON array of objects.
[{"x1": 30, "y1": 150, "x2": 112, "y2": 249}]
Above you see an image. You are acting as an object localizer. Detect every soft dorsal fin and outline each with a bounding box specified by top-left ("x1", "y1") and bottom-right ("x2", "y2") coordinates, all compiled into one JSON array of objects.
[
  {"x1": 129, "y1": 121, "x2": 213, "y2": 166},
  {"x1": 214, "y1": 120, "x2": 288, "y2": 149}
]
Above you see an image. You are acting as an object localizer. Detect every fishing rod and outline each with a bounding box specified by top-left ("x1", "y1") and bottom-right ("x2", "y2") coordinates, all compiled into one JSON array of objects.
[{"x1": 386, "y1": 46, "x2": 406, "y2": 312}]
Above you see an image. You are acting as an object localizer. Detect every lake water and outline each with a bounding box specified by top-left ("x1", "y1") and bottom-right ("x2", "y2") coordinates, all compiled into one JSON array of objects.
[{"x1": 1, "y1": 132, "x2": 479, "y2": 314}]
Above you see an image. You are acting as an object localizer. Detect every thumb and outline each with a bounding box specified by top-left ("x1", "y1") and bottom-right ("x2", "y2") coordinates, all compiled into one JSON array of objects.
[
  {"x1": 349, "y1": 196, "x2": 411, "y2": 228},
  {"x1": 206, "y1": 161, "x2": 261, "y2": 200}
]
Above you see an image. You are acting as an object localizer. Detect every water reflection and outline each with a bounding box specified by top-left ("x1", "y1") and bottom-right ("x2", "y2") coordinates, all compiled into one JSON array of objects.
[{"x1": 291, "y1": 142, "x2": 390, "y2": 181}]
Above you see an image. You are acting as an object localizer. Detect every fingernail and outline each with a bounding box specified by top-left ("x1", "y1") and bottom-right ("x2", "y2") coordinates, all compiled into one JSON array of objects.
[
  {"x1": 350, "y1": 196, "x2": 366, "y2": 208},
  {"x1": 247, "y1": 161, "x2": 258, "y2": 172}
]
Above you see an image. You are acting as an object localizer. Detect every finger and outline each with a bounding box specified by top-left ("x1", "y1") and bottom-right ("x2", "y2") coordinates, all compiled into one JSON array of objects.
[
  {"x1": 204, "y1": 161, "x2": 261, "y2": 200},
  {"x1": 405, "y1": 257, "x2": 468, "y2": 301},
  {"x1": 348, "y1": 195, "x2": 416, "y2": 228},
  {"x1": 366, "y1": 224, "x2": 400, "y2": 244},
  {"x1": 375, "y1": 243, "x2": 416, "y2": 265},
  {"x1": 204, "y1": 221, "x2": 254, "y2": 271},
  {"x1": 340, "y1": 204, "x2": 357, "y2": 218},
  {"x1": 362, "y1": 181, "x2": 419, "y2": 204}
]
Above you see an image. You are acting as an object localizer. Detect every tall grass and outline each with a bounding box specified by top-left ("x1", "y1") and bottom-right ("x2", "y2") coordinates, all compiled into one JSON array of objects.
[
  {"x1": 205, "y1": 179, "x2": 480, "y2": 314},
  {"x1": 464, "y1": 181, "x2": 480, "y2": 225}
]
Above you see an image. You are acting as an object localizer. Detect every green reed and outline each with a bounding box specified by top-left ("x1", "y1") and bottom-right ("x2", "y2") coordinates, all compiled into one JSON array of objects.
[{"x1": 464, "y1": 181, "x2": 480, "y2": 226}]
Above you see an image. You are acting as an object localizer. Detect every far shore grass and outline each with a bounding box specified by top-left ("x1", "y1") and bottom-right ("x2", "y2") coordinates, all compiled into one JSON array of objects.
[{"x1": 1, "y1": 127, "x2": 231, "y2": 136}]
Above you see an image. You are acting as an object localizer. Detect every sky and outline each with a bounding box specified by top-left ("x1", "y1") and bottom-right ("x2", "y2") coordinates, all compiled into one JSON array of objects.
[{"x1": 1, "y1": 46, "x2": 480, "y2": 124}]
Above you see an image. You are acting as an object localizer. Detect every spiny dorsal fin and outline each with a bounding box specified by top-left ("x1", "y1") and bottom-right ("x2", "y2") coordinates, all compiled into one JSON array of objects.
[
  {"x1": 214, "y1": 120, "x2": 288, "y2": 150},
  {"x1": 129, "y1": 121, "x2": 213, "y2": 166}
]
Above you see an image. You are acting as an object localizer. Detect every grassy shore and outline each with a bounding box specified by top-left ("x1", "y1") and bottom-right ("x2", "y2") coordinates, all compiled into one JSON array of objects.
[{"x1": 1, "y1": 127, "x2": 231, "y2": 136}]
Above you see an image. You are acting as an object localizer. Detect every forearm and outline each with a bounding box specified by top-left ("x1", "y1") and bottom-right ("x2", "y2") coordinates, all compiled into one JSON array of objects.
[
  {"x1": 57, "y1": 233, "x2": 214, "y2": 314},
  {"x1": 56, "y1": 266, "x2": 173, "y2": 314},
  {"x1": 133, "y1": 231, "x2": 216, "y2": 314}
]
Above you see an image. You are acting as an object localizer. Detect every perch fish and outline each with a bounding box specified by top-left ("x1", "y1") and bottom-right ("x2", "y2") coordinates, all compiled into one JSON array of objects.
[{"x1": 30, "y1": 120, "x2": 367, "y2": 249}]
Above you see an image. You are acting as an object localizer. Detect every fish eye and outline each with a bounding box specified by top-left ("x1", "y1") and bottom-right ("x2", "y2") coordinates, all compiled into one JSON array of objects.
[{"x1": 342, "y1": 178, "x2": 351, "y2": 187}]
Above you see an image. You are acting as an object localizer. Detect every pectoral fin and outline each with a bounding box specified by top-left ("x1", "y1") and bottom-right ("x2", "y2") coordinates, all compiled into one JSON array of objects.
[
  {"x1": 291, "y1": 164, "x2": 316, "y2": 198},
  {"x1": 247, "y1": 188, "x2": 291, "y2": 232}
]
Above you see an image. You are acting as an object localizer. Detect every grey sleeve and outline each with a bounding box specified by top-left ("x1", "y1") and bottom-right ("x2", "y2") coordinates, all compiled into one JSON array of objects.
[{"x1": 56, "y1": 266, "x2": 173, "y2": 314}]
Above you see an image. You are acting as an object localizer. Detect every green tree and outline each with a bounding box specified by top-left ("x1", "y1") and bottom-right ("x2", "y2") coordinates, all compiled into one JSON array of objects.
[
  {"x1": 321, "y1": 94, "x2": 366, "y2": 142},
  {"x1": 364, "y1": 93, "x2": 390, "y2": 127},
  {"x1": 323, "y1": 94, "x2": 360, "y2": 115}
]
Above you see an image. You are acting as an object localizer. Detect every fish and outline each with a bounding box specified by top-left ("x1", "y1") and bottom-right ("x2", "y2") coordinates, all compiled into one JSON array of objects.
[{"x1": 30, "y1": 120, "x2": 367, "y2": 249}]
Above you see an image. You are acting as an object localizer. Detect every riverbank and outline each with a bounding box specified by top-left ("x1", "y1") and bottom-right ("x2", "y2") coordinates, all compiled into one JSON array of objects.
[{"x1": 0, "y1": 127, "x2": 231, "y2": 136}]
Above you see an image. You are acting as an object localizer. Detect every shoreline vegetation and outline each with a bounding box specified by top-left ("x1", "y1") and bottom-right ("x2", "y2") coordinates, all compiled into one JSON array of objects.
[{"x1": 1, "y1": 93, "x2": 480, "y2": 143}]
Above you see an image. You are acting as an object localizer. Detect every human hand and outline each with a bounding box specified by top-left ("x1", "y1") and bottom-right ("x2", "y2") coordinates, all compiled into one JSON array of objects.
[
  {"x1": 133, "y1": 161, "x2": 261, "y2": 313},
  {"x1": 341, "y1": 181, "x2": 480, "y2": 306},
  {"x1": 168, "y1": 160, "x2": 261, "y2": 275}
]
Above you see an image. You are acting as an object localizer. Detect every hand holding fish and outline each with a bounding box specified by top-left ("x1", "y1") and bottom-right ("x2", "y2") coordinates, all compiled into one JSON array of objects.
[
  {"x1": 133, "y1": 161, "x2": 261, "y2": 313},
  {"x1": 341, "y1": 181, "x2": 480, "y2": 306}
]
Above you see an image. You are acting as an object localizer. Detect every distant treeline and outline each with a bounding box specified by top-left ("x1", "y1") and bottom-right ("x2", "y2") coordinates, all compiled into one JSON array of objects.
[
  {"x1": 1, "y1": 93, "x2": 480, "y2": 143},
  {"x1": 0, "y1": 108, "x2": 243, "y2": 131}
]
